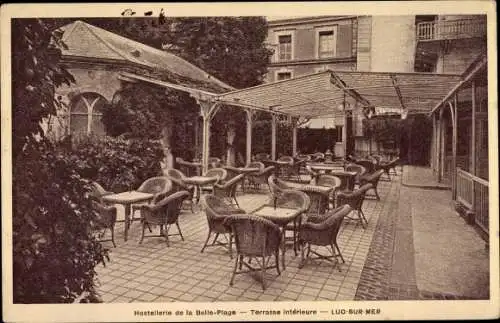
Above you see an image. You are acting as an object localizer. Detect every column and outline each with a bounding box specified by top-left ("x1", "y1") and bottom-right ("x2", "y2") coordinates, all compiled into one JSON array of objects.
[
  {"x1": 271, "y1": 114, "x2": 277, "y2": 160},
  {"x1": 197, "y1": 99, "x2": 219, "y2": 175},
  {"x1": 449, "y1": 100, "x2": 457, "y2": 199},
  {"x1": 245, "y1": 109, "x2": 253, "y2": 165},
  {"x1": 292, "y1": 118, "x2": 298, "y2": 156},
  {"x1": 471, "y1": 80, "x2": 476, "y2": 176}
]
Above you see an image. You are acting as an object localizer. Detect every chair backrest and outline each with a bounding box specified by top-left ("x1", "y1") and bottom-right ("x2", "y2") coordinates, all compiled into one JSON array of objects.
[
  {"x1": 208, "y1": 157, "x2": 222, "y2": 169},
  {"x1": 246, "y1": 161, "x2": 265, "y2": 171},
  {"x1": 91, "y1": 200, "x2": 117, "y2": 227},
  {"x1": 166, "y1": 168, "x2": 186, "y2": 181},
  {"x1": 224, "y1": 214, "x2": 281, "y2": 256},
  {"x1": 268, "y1": 175, "x2": 288, "y2": 198},
  {"x1": 337, "y1": 183, "x2": 372, "y2": 210},
  {"x1": 137, "y1": 176, "x2": 172, "y2": 194},
  {"x1": 204, "y1": 168, "x2": 227, "y2": 183},
  {"x1": 345, "y1": 163, "x2": 367, "y2": 176},
  {"x1": 356, "y1": 159, "x2": 376, "y2": 173},
  {"x1": 275, "y1": 189, "x2": 311, "y2": 212},
  {"x1": 316, "y1": 174, "x2": 341, "y2": 189},
  {"x1": 90, "y1": 182, "x2": 110, "y2": 201},
  {"x1": 214, "y1": 174, "x2": 245, "y2": 198},
  {"x1": 364, "y1": 169, "x2": 384, "y2": 186},
  {"x1": 154, "y1": 190, "x2": 190, "y2": 224}
]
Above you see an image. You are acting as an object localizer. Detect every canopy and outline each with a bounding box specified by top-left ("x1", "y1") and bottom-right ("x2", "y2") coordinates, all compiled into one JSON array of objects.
[{"x1": 216, "y1": 69, "x2": 462, "y2": 117}]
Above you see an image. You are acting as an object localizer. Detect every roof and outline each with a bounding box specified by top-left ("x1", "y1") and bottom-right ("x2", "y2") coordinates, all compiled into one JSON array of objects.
[
  {"x1": 58, "y1": 20, "x2": 234, "y2": 93},
  {"x1": 215, "y1": 69, "x2": 462, "y2": 118}
]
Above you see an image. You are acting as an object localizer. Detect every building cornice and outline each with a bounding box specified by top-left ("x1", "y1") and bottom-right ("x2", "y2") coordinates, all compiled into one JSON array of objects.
[
  {"x1": 268, "y1": 16, "x2": 357, "y2": 27},
  {"x1": 269, "y1": 56, "x2": 357, "y2": 67}
]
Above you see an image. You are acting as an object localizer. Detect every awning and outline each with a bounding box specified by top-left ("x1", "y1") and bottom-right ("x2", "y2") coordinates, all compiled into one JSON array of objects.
[{"x1": 215, "y1": 70, "x2": 462, "y2": 117}]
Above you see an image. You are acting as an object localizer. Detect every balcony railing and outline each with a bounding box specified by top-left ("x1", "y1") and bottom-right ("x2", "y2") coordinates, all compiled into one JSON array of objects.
[
  {"x1": 456, "y1": 168, "x2": 489, "y2": 234},
  {"x1": 416, "y1": 19, "x2": 486, "y2": 41}
]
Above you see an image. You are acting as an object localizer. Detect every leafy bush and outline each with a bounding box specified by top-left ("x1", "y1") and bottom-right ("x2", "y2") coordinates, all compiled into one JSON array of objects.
[
  {"x1": 70, "y1": 136, "x2": 165, "y2": 192},
  {"x1": 13, "y1": 141, "x2": 108, "y2": 303}
]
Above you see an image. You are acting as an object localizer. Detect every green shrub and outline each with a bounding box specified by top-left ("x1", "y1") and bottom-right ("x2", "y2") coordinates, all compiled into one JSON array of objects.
[
  {"x1": 70, "y1": 136, "x2": 165, "y2": 192},
  {"x1": 13, "y1": 141, "x2": 108, "y2": 303}
]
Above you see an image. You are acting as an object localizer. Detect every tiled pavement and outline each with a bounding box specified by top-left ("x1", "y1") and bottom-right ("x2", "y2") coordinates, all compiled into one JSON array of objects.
[{"x1": 95, "y1": 177, "x2": 392, "y2": 303}]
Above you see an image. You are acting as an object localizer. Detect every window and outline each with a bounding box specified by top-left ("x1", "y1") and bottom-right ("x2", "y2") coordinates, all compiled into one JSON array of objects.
[
  {"x1": 278, "y1": 34, "x2": 292, "y2": 61},
  {"x1": 277, "y1": 72, "x2": 292, "y2": 81},
  {"x1": 70, "y1": 92, "x2": 108, "y2": 137},
  {"x1": 316, "y1": 26, "x2": 337, "y2": 58}
]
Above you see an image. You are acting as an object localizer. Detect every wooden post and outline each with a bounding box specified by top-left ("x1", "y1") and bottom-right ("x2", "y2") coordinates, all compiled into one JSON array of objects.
[
  {"x1": 245, "y1": 109, "x2": 253, "y2": 165},
  {"x1": 292, "y1": 117, "x2": 298, "y2": 157},
  {"x1": 437, "y1": 107, "x2": 444, "y2": 182},
  {"x1": 449, "y1": 100, "x2": 457, "y2": 199},
  {"x1": 471, "y1": 80, "x2": 476, "y2": 176},
  {"x1": 271, "y1": 114, "x2": 277, "y2": 160},
  {"x1": 432, "y1": 113, "x2": 437, "y2": 172},
  {"x1": 196, "y1": 98, "x2": 220, "y2": 175}
]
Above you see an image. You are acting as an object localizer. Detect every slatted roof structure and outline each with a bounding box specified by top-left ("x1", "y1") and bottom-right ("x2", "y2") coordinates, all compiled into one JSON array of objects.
[{"x1": 215, "y1": 69, "x2": 462, "y2": 118}]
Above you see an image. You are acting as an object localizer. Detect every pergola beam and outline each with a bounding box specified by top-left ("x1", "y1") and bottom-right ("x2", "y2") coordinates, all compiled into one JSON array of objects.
[{"x1": 390, "y1": 74, "x2": 408, "y2": 110}]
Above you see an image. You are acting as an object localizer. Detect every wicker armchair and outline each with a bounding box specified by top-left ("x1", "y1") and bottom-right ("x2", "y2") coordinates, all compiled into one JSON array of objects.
[
  {"x1": 359, "y1": 169, "x2": 384, "y2": 200},
  {"x1": 267, "y1": 175, "x2": 291, "y2": 201},
  {"x1": 336, "y1": 183, "x2": 373, "y2": 228},
  {"x1": 263, "y1": 188, "x2": 310, "y2": 256},
  {"x1": 165, "y1": 168, "x2": 195, "y2": 213},
  {"x1": 377, "y1": 157, "x2": 400, "y2": 180},
  {"x1": 298, "y1": 204, "x2": 352, "y2": 268},
  {"x1": 131, "y1": 177, "x2": 173, "y2": 222},
  {"x1": 223, "y1": 214, "x2": 281, "y2": 290},
  {"x1": 91, "y1": 200, "x2": 118, "y2": 247},
  {"x1": 201, "y1": 194, "x2": 246, "y2": 258},
  {"x1": 315, "y1": 174, "x2": 342, "y2": 208},
  {"x1": 345, "y1": 163, "x2": 367, "y2": 187},
  {"x1": 90, "y1": 182, "x2": 113, "y2": 202},
  {"x1": 138, "y1": 191, "x2": 190, "y2": 246},
  {"x1": 311, "y1": 152, "x2": 325, "y2": 162},
  {"x1": 356, "y1": 159, "x2": 377, "y2": 173},
  {"x1": 213, "y1": 174, "x2": 245, "y2": 208},
  {"x1": 175, "y1": 157, "x2": 200, "y2": 177},
  {"x1": 247, "y1": 165, "x2": 275, "y2": 192},
  {"x1": 201, "y1": 168, "x2": 228, "y2": 193}
]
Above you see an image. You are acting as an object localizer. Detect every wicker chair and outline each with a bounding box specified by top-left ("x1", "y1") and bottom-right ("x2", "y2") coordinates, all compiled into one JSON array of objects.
[
  {"x1": 201, "y1": 168, "x2": 228, "y2": 193},
  {"x1": 91, "y1": 200, "x2": 118, "y2": 247},
  {"x1": 336, "y1": 183, "x2": 373, "y2": 228},
  {"x1": 90, "y1": 182, "x2": 113, "y2": 202},
  {"x1": 305, "y1": 165, "x2": 319, "y2": 183},
  {"x1": 315, "y1": 174, "x2": 342, "y2": 209},
  {"x1": 345, "y1": 163, "x2": 367, "y2": 187},
  {"x1": 359, "y1": 169, "x2": 384, "y2": 200},
  {"x1": 131, "y1": 177, "x2": 173, "y2": 222},
  {"x1": 247, "y1": 165, "x2": 275, "y2": 192},
  {"x1": 223, "y1": 214, "x2": 281, "y2": 290},
  {"x1": 267, "y1": 174, "x2": 291, "y2": 202},
  {"x1": 165, "y1": 168, "x2": 195, "y2": 213},
  {"x1": 175, "y1": 157, "x2": 200, "y2": 177},
  {"x1": 138, "y1": 191, "x2": 190, "y2": 246},
  {"x1": 298, "y1": 204, "x2": 352, "y2": 268},
  {"x1": 311, "y1": 152, "x2": 325, "y2": 162},
  {"x1": 201, "y1": 194, "x2": 246, "y2": 258},
  {"x1": 377, "y1": 157, "x2": 400, "y2": 180},
  {"x1": 356, "y1": 159, "x2": 377, "y2": 173},
  {"x1": 213, "y1": 174, "x2": 245, "y2": 208}
]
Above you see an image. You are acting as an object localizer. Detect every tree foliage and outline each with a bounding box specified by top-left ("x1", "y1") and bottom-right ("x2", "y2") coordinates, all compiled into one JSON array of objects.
[{"x1": 12, "y1": 19, "x2": 108, "y2": 303}]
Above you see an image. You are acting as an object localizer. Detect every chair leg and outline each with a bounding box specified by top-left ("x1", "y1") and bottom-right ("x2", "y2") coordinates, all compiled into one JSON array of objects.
[
  {"x1": 358, "y1": 210, "x2": 366, "y2": 229},
  {"x1": 239, "y1": 255, "x2": 244, "y2": 270},
  {"x1": 230, "y1": 253, "x2": 239, "y2": 286},
  {"x1": 212, "y1": 233, "x2": 220, "y2": 245},
  {"x1": 139, "y1": 223, "x2": 146, "y2": 244},
  {"x1": 299, "y1": 241, "x2": 306, "y2": 268},
  {"x1": 228, "y1": 233, "x2": 233, "y2": 259},
  {"x1": 360, "y1": 209, "x2": 368, "y2": 226},
  {"x1": 275, "y1": 251, "x2": 281, "y2": 275},
  {"x1": 111, "y1": 225, "x2": 116, "y2": 248},
  {"x1": 330, "y1": 243, "x2": 342, "y2": 272},
  {"x1": 201, "y1": 230, "x2": 212, "y2": 253},
  {"x1": 176, "y1": 221, "x2": 184, "y2": 241},
  {"x1": 233, "y1": 196, "x2": 240, "y2": 208},
  {"x1": 334, "y1": 242, "x2": 345, "y2": 263},
  {"x1": 375, "y1": 187, "x2": 380, "y2": 200},
  {"x1": 261, "y1": 256, "x2": 267, "y2": 290}
]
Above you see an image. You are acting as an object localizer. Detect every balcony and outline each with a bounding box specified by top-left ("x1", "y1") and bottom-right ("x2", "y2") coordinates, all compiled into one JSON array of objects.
[{"x1": 416, "y1": 18, "x2": 486, "y2": 42}]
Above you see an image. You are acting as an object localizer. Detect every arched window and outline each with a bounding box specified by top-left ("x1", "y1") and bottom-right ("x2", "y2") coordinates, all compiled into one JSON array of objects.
[{"x1": 70, "y1": 92, "x2": 108, "y2": 137}]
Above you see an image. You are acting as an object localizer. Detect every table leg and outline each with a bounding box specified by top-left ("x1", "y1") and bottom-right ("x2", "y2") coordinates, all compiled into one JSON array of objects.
[
  {"x1": 195, "y1": 185, "x2": 201, "y2": 204},
  {"x1": 280, "y1": 227, "x2": 286, "y2": 270},
  {"x1": 124, "y1": 204, "x2": 131, "y2": 242}
]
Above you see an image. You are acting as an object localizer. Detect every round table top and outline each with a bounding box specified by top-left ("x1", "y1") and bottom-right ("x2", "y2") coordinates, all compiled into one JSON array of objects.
[{"x1": 183, "y1": 176, "x2": 219, "y2": 185}]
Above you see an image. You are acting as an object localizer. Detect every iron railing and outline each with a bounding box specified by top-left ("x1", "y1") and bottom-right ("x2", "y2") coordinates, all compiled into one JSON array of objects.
[
  {"x1": 456, "y1": 167, "x2": 489, "y2": 234},
  {"x1": 416, "y1": 19, "x2": 486, "y2": 41}
]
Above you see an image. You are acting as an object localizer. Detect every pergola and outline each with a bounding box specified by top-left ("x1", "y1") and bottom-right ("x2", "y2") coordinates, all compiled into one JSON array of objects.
[{"x1": 121, "y1": 69, "x2": 462, "y2": 174}]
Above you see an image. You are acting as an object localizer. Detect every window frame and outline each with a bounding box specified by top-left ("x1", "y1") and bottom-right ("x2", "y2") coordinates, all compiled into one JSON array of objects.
[
  {"x1": 275, "y1": 69, "x2": 294, "y2": 81},
  {"x1": 315, "y1": 25, "x2": 338, "y2": 59},
  {"x1": 274, "y1": 30, "x2": 295, "y2": 62},
  {"x1": 70, "y1": 93, "x2": 108, "y2": 136}
]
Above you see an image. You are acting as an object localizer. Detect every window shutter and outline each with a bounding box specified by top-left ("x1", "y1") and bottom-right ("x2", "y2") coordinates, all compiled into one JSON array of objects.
[{"x1": 336, "y1": 24, "x2": 353, "y2": 58}]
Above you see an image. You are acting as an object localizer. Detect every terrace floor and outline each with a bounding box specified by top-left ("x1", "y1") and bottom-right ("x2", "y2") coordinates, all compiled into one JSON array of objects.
[{"x1": 94, "y1": 169, "x2": 490, "y2": 303}]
